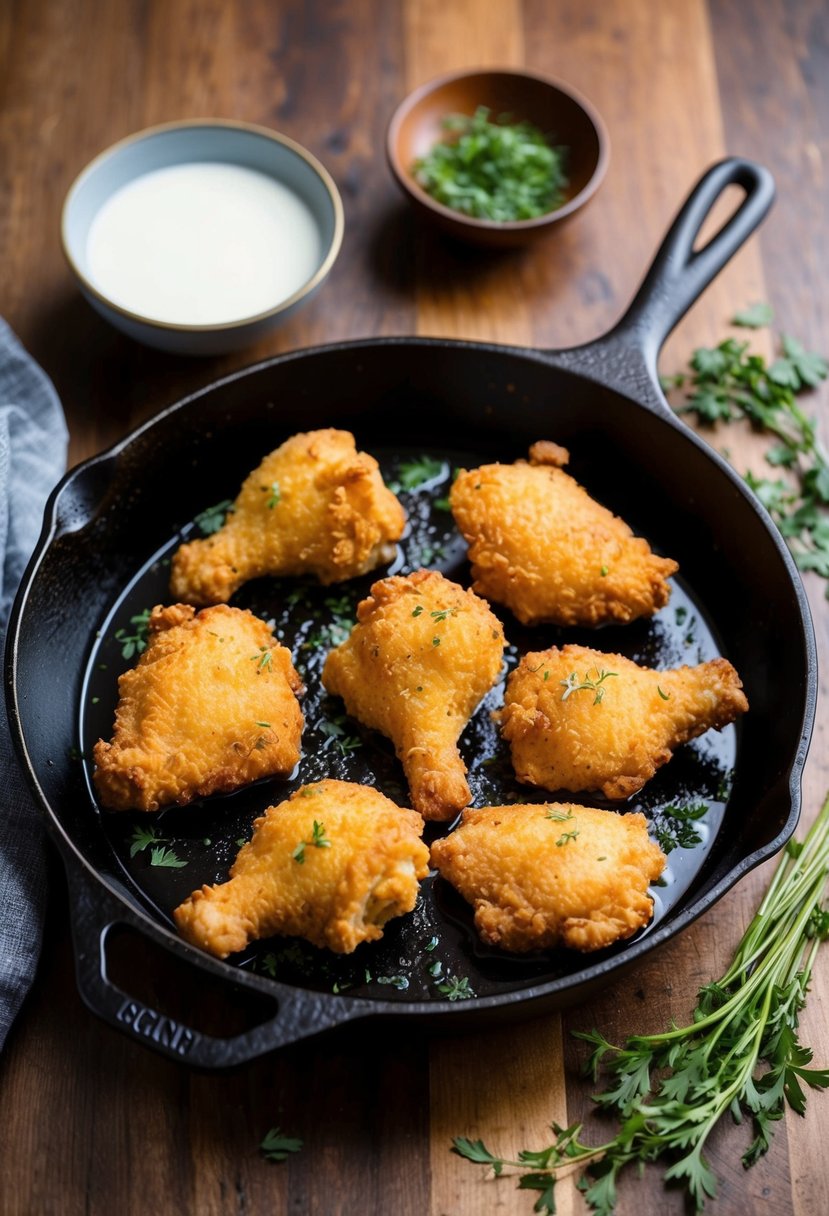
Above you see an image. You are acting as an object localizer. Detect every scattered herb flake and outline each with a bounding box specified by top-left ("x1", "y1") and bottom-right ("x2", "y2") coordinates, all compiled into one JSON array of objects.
[
  {"x1": 438, "y1": 975, "x2": 475, "y2": 1002},
  {"x1": 732, "y1": 301, "x2": 774, "y2": 329},
  {"x1": 260, "y1": 1126, "x2": 303, "y2": 1164},
  {"x1": 266, "y1": 481, "x2": 281, "y2": 509},
  {"x1": 114, "y1": 607, "x2": 152, "y2": 660},
  {"x1": 259, "y1": 953, "x2": 278, "y2": 978},
  {"x1": 396, "y1": 456, "x2": 446, "y2": 491},
  {"x1": 250, "y1": 646, "x2": 273, "y2": 671},
  {"x1": 556, "y1": 829, "x2": 580, "y2": 847},
  {"x1": 149, "y1": 846, "x2": 187, "y2": 869},
  {"x1": 652, "y1": 800, "x2": 709, "y2": 854},
  {"x1": 194, "y1": 499, "x2": 234, "y2": 535},
  {"x1": 129, "y1": 824, "x2": 166, "y2": 858},
  {"x1": 293, "y1": 820, "x2": 332, "y2": 864},
  {"x1": 545, "y1": 808, "x2": 574, "y2": 823},
  {"x1": 377, "y1": 975, "x2": 409, "y2": 991}
]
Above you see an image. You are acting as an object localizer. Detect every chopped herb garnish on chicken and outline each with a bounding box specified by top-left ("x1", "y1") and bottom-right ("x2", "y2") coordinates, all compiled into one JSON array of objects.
[
  {"x1": 555, "y1": 829, "x2": 580, "y2": 847},
  {"x1": 560, "y1": 668, "x2": 617, "y2": 705},
  {"x1": 545, "y1": 808, "x2": 574, "y2": 823},
  {"x1": 250, "y1": 646, "x2": 273, "y2": 671},
  {"x1": 292, "y1": 820, "x2": 331, "y2": 864}
]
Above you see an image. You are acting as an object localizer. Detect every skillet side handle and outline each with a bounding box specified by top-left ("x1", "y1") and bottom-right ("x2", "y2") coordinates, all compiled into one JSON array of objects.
[
  {"x1": 607, "y1": 158, "x2": 775, "y2": 373},
  {"x1": 64, "y1": 860, "x2": 363, "y2": 1067}
]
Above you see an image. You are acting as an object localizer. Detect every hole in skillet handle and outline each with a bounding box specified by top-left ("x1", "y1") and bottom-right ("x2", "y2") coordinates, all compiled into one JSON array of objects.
[
  {"x1": 566, "y1": 158, "x2": 776, "y2": 388},
  {"x1": 65, "y1": 860, "x2": 366, "y2": 1066}
]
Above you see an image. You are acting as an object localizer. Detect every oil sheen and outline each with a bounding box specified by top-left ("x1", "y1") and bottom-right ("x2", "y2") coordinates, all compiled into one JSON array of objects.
[{"x1": 85, "y1": 162, "x2": 322, "y2": 325}]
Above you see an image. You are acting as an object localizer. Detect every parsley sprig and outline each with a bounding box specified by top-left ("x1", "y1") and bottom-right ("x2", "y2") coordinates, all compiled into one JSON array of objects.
[
  {"x1": 413, "y1": 106, "x2": 568, "y2": 222},
  {"x1": 453, "y1": 789, "x2": 829, "y2": 1214},
  {"x1": 663, "y1": 312, "x2": 829, "y2": 590}
]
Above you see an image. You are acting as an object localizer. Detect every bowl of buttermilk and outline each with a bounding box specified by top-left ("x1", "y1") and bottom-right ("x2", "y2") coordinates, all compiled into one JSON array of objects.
[{"x1": 62, "y1": 119, "x2": 344, "y2": 355}]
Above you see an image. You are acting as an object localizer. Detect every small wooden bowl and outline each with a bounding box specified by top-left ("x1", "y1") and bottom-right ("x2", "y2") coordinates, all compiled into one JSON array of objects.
[{"x1": 387, "y1": 68, "x2": 609, "y2": 248}]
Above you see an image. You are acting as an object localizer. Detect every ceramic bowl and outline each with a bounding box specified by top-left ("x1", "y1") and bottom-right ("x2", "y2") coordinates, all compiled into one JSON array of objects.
[
  {"x1": 62, "y1": 119, "x2": 344, "y2": 355},
  {"x1": 387, "y1": 68, "x2": 609, "y2": 248}
]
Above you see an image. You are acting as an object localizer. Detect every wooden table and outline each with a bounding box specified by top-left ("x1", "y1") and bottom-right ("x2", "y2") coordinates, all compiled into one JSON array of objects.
[{"x1": 1, "y1": 1, "x2": 827, "y2": 1213}]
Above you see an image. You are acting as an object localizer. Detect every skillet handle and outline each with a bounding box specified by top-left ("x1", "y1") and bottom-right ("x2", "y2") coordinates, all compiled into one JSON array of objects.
[
  {"x1": 605, "y1": 158, "x2": 775, "y2": 371},
  {"x1": 64, "y1": 858, "x2": 366, "y2": 1067}
]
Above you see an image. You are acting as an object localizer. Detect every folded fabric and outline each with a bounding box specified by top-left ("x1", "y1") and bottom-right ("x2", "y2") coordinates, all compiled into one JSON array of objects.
[{"x1": 0, "y1": 320, "x2": 68, "y2": 1050}]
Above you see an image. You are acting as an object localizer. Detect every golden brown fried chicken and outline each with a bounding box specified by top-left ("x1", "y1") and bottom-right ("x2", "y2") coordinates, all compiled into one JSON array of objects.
[
  {"x1": 93, "y1": 604, "x2": 303, "y2": 812},
  {"x1": 431, "y1": 801, "x2": 666, "y2": 953},
  {"x1": 322, "y1": 570, "x2": 505, "y2": 821},
  {"x1": 170, "y1": 428, "x2": 406, "y2": 605},
  {"x1": 449, "y1": 441, "x2": 678, "y2": 626},
  {"x1": 497, "y1": 643, "x2": 748, "y2": 800},
  {"x1": 174, "y1": 779, "x2": 429, "y2": 957}
]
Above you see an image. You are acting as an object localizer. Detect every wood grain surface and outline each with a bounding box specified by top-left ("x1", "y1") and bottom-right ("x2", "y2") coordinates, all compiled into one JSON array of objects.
[{"x1": 1, "y1": 1, "x2": 827, "y2": 1213}]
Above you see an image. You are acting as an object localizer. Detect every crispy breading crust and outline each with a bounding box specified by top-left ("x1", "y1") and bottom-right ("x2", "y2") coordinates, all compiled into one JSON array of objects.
[
  {"x1": 497, "y1": 644, "x2": 748, "y2": 800},
  {"x1": 449, "y1": 443, "x2": 678, "y2": 626},
  {"x1": 170, "y1": 429, "x2": 406, "y2": 605},
  {"x1": 430, "y1": 802, "x2": 666, "y2": 953},
  {"x1": 174, "y1": 780, "x2": 429, "y2": 957},
  {"x1": 93, "y1": 604, "x2": 303, "y2": 812},
  {"x1": 322, "y1": 570, "x2": 505, "y2": 821}
]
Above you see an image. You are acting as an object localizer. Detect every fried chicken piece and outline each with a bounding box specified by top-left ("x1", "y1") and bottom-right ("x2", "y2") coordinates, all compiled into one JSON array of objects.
[
  {"x1": 322, "y1": 570, "x2": 505, "y2": 821},
  {"x1": 170, "y1": 429, "x2": 406, "y2": 605},
  {"x1": 497, "y1": 644, "x2": 748, "y2": 800},
  {"x1": 93, "y1": 604, "x2": 303, "y2": 812},
  {"x1": 431, "y1": 802, "x2": 666, "y2": 952},
  {"x1": 449, "y1": 441, "x2": 678, "y2": 626},
  {"x1": 174, "y1": 780, "x2": 429, "y2": 957}
]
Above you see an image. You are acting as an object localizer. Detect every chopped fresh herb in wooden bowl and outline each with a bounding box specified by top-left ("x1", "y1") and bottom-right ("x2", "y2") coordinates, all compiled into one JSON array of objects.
[
  {"x1": 387, "y1": 68, "x2": 608, "y2": 246},
  {"x1": 412, "y1": 106, "x2": 568, "y2": 222}
]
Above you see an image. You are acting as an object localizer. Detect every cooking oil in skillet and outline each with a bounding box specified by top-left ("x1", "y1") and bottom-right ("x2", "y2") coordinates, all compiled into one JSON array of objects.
[{"x1": 78, "y1": 447, "x2": 737, "y2": 1003}]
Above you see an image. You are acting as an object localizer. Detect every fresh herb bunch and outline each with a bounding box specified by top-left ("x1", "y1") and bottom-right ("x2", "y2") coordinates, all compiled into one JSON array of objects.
[
  {"x1": 453, "y1": 790, "x2": 829, "y2": 1214},
  {"x1": 662, "y1": 309, "x2": 829, "y2": 591},
  {"x1": 413, "y1": 106, "x2": 568, "y2": 222}
]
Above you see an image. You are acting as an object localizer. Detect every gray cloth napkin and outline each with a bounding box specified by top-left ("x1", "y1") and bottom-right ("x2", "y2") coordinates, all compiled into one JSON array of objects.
[{"x1": 0, "y1": 320, "x2": 68, "y2": 1049}]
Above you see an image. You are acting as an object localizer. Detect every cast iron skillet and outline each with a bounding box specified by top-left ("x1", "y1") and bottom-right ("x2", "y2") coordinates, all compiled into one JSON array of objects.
[{"x1": 6, "y1": 159, "x2": 817, "y2": 1068}]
